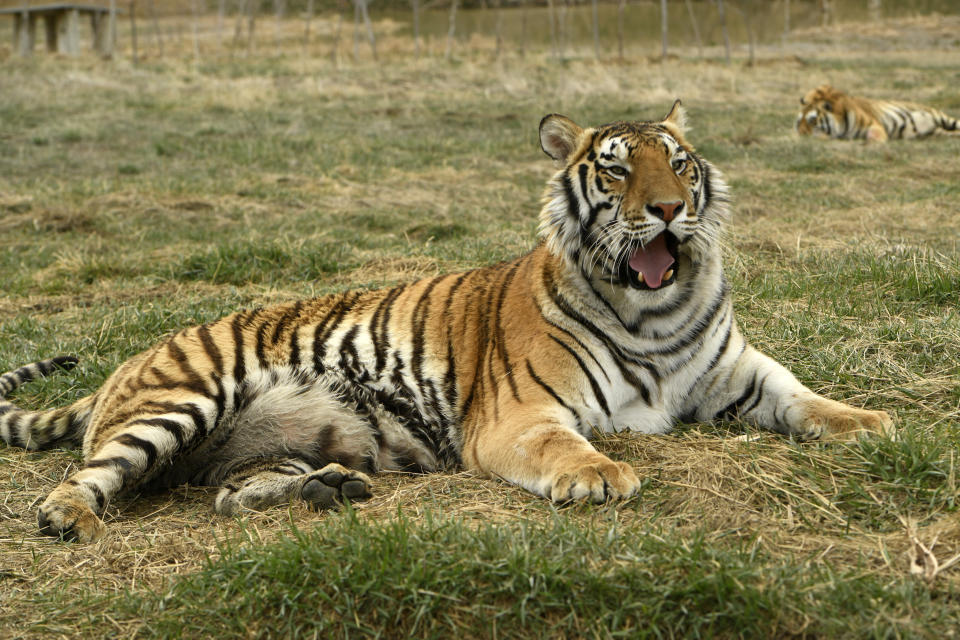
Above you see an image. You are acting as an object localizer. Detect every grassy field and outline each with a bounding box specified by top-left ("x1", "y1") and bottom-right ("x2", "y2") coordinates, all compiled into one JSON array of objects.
[{"x1": 2, "y1": 12, "x2": 960, "y2": 639}]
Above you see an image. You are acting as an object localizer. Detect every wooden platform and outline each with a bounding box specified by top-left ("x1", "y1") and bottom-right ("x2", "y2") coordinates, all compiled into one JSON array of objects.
[{"x1": 0, "y1": 3, "x2": 116, "y2": 56}]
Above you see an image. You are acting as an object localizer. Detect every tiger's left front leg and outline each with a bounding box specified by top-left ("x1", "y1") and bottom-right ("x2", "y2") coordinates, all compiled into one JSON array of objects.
[
  {"x1": 707, "y1": 346, "x2": 894, "y2": 440},
  {"x1": 464, "y1": 406, "x2": 641, "y2": 503}
]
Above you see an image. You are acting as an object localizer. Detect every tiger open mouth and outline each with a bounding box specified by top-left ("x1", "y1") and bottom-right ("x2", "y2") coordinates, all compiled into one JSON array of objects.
[{"x1": 624, "y1": 232, "x2": 680, "y2": 290}]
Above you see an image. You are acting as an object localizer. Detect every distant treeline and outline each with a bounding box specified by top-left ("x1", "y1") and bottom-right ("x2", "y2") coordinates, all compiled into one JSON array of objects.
[{"x1": 250, "y1": 0, "x2": 726, "y2": 11}]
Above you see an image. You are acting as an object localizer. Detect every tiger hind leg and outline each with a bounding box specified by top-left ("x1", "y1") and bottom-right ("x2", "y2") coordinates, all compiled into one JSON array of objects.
[
  {"x1": 213, "y1": 458, "x2": 372, "y2": 517},
  {"x1": 37, "y1": 402, "x2": 214, "y2": 542}
]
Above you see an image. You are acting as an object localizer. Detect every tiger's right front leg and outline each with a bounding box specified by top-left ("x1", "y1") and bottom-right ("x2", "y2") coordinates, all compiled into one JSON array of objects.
[{"x1": 464, "y1": 407, "x2": 641, "y2": 504}]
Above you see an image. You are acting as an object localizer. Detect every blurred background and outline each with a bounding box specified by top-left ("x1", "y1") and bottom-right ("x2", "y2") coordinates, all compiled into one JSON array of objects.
[{"x1": 1, "y1": 0, "x2": 958, "y2": 63}]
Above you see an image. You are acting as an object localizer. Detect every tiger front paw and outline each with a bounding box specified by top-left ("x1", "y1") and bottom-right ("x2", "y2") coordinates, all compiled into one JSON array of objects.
[
  {"x1": 550, "y1": 458, "x2": 640, "y2": 504},
  {"x1": 797, "y1": 397, "x2": 894, "y2": 441},
  {"x1": 37, "y1": 497, "x2": 106, "y2": 543}
]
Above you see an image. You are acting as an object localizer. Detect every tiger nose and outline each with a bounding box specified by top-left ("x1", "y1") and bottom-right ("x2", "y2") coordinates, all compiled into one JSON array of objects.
[{"x1": 646, "y1": 200, "x2": 683, "y2": 223}]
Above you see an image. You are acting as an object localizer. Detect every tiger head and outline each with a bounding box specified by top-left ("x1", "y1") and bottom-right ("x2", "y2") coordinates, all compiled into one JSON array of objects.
[
  {"x1": 796, "y1": 84, "x2": 846, "y2": 137},
  {"x1": 538, "y1": 101, "x2": 729, "y2": 308}
]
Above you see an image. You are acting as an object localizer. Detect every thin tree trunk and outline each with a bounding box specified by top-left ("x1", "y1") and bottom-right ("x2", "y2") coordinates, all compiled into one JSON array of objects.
[
  {"x1": 217, "y1": 0, "x2": 226, "y2": 47},
  {"x1": 246, "y1": 0, "x2": 257, "y2": 56},
  {"x1": 149, "y1": 0, "x2": 163, "y2": 56},
  {"x1": 494, "y1": 0, "x2": 503, "y2": 59},
  {"x1": 732, "y1": 5, "x2": 755, "y2": 66},
  {"x1": 108, "y1": 0, "x2": 116, "y2": 56},
  {"x1": 617, "y1": 0, "x2": 626, "y2": 60},
  {"x1": 868, "y1": 0, "x2": 881, "y2": 21},
  {"x1": 546, "y1": 0, "x2": 558, "y2": 60},
  {"x1": 358, "y1": 0, "x2": 377, "y2": 60},
  {"x1": 717, "y1": 0, "x2": 731, "y2": 64},
  {"x1": 274, "y1": 0, "x2": 284, "y2": 55},
  {"x1": 411, "y1": 0, "x2": 420, "y2": 58},
  {"x1": 444, "y1": 0, "x2": 457, "y2": 61},
  {"x1": 684, "y1": 0, "x2": 702, "y2": 58},
  {"x1": 191, "y1": 0, "x2": 201, "y2": 62},
  {"x1": 352, "y1": 0, "x2": 360, "y2": 60},
  {"x1": 591, "y1": 0, "x2": 599, "y2": 59},
  {"x1": 330, "y1": 2, "x2": 343, "y2": 64},
  {"x1": 558, "y1": 0, "x2": 567, "y2": 59},
  {"x1": 819, "y1": 0, "x2": 832, "y2": 27},
  {"x1": 660, "y1": 0, "x2": 667, "y2": 59},
  {"x1": 233, "y1": 0, "x2": 246, "y2": 55},
  {"x1": 129, "y1": 0, "x2": 138, "y2": 63},
  {"x1": 519, "y1": 0, "x2": 527, "y2": 58},
  {"x1": 304, "y1": 0, "x2": 314, "y2": 49}
]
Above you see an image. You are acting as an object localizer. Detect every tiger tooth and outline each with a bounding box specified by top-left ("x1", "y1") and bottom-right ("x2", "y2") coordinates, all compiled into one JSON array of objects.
[
  {"x1": 664, "y1": 269, "x2": 674, "y2": 281},
  {"x1": 637, "y1": 272, "x2": 645, "y2": 283}
]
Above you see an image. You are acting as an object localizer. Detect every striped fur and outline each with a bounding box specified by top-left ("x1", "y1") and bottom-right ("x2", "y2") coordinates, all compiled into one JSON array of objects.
[
  {"x1": 1, "y1": 102, "x2": 893, "y2": 542},
  {"x1": 796, "y1": 84, "x2": 960, "y2": 142}
]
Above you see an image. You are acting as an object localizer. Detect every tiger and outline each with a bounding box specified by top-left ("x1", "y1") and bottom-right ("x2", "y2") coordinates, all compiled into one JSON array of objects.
[
  {"x1": 795, "y1": 84, "x2": 960, "y2": 142},
  {"x1": 1, "y1": 101, "x2": 894, "y2": 543}
]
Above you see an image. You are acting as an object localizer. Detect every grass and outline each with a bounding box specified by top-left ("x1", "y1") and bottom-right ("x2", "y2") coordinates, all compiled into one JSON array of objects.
[{"x1": 2, "y1": 12, "x2": 960, "y2": 640}]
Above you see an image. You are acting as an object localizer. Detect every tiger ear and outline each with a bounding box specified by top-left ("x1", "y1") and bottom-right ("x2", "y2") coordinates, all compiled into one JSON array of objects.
[
  {"x1": 539, "y1": 114, "x2": 584, "y2": 162},
  {"x1": 661, "y1": 99, "x2": 688, "y2": 133}
]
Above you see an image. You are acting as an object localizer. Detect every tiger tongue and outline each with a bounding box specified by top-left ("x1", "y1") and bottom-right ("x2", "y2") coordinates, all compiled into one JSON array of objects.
[{"x1": 628, "y1": 234, "x2": 675, "y2": 289}]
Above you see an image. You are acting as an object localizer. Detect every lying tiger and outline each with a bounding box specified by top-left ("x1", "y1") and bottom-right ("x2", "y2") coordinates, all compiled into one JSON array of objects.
[
  {"x1": 1, "y1": 102, "x2": 893, "y2": 542},
  {"x1": 796, "y1": 84, "x2": 960, "y2": 142}
]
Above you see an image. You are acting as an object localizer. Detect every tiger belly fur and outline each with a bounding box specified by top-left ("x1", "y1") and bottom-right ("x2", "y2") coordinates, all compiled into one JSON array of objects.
[
  {"x1": 1, "y1": 101, "x2": 893, "y2": 542},
  {"x1": 796, "y1": 84, "x2": 960, "y2": 142}
]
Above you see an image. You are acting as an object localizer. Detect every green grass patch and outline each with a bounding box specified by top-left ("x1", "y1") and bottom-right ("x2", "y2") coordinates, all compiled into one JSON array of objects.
[{"x1": 40, "y1": 511, "x2": 959, "y2": 639}]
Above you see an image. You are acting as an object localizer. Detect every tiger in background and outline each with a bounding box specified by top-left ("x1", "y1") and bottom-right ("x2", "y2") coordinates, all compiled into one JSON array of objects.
[
  {"x1": 796, "y1": 84, "x2": 960, "y2": 142},
  {"x1": 1, "y1": 102, "x2": 894, "y2": 543}
]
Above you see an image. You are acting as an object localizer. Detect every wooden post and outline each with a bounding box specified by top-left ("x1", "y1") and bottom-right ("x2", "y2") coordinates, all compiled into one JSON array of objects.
[
  {"x1": 58, "y1": 9, "x2": 81, "y2": 56},
  {"x1": 92, "y1": 11, "x2": 109, "y2": 55},
  {"x1": 44, "y1": 15, "x2": 57, "y2": 52},
  {"x1": 15, "y1": 12, "x2": 37, "y2": 56}
]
